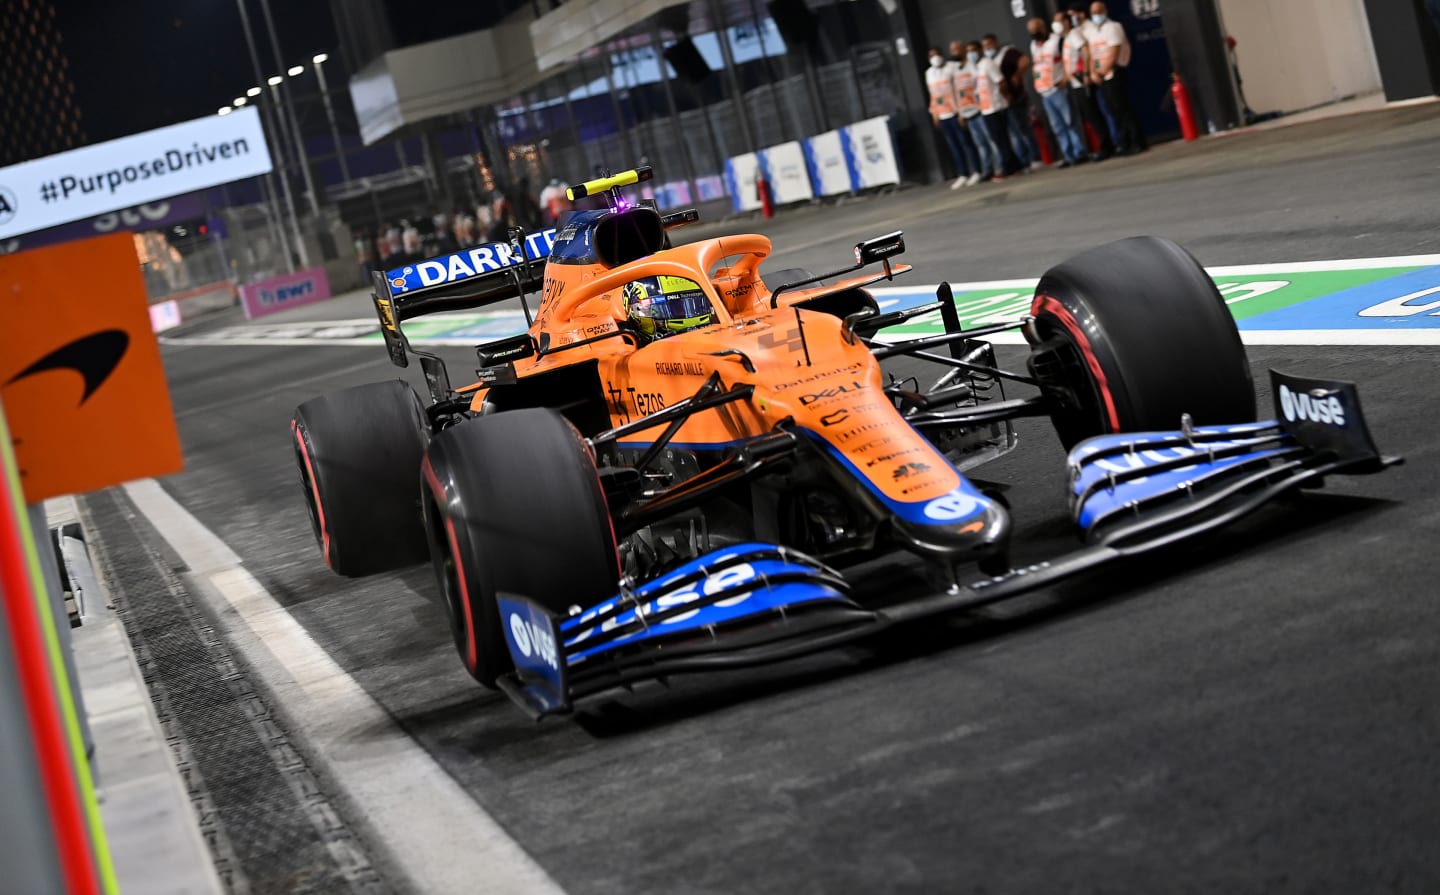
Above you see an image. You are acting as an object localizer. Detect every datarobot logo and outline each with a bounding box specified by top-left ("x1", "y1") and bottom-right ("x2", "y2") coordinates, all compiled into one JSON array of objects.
[
  {"x1": 1278, "y1": 383, "x2": 1346, "y2": 427},
  {"x1": 0, "y1": 185, "x2": 16, "y2": 225}
]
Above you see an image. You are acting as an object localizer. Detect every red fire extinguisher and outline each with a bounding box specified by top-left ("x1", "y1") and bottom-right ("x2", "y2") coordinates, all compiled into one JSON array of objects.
[
  {"x1": 1172, "y1": 73, "x2": 1200, "y2": 142},
  {"x1": 1031, "y1": 115, "x2": 1055, "y2": 166},
  {"x1": 757, "y1": 175, "x2": 774, "y2": 219}
]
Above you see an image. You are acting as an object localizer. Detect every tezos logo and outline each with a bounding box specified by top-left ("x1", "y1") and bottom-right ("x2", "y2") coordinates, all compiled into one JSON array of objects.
[
  {"x1": 508, "y1": 612, "x2": 559, "y2": 671},
  {"x1": 0, "y1": 185, "x2": 16, "y2": 225},
  {"x1": 922, "y1": 490, "x2": 983, "y2": 522},
  {"x1": 1278, "y1": 384, "x2": 1346, "y2": 427}
]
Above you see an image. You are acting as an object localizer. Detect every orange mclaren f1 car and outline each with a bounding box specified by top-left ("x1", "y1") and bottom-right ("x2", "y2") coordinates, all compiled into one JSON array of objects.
[{"x1": 292, "y1": 167, "x2": 1397, "y2": 717}]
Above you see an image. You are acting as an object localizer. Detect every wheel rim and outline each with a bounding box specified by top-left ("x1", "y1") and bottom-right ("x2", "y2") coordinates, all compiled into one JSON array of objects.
[{"x1": 1030, "y1": 318, "x2": 1111, "y2": 446}]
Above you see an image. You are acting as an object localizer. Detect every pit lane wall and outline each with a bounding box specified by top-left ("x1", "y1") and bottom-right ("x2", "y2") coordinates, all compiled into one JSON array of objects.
[{"x1": 724, "y1": 116, "x2": 900, "y2": 213}]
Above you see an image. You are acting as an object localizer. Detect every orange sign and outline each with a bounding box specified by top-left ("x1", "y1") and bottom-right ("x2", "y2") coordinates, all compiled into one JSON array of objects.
[{"x1": 0, "y1": 233, "x2": 183, "y2": 501}]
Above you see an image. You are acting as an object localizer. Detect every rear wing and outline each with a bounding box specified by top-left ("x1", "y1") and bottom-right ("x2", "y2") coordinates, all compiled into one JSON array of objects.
[{"x1": 372, "y1": 228, "x2": 557, "y2": 368}]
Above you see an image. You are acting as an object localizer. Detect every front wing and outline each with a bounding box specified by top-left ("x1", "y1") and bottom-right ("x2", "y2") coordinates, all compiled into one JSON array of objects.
[{"x1": 494, "y1": 369, "x2": 1401, "y2": 718}]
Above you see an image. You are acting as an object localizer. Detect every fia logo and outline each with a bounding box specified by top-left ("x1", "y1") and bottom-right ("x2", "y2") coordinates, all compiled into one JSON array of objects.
[
  {"x1": 1131, "y1": 0, "x2": 1161, "y2": 19},
  {"x1": 0, "y1": 185, "x2": 16, "y2": 226}
]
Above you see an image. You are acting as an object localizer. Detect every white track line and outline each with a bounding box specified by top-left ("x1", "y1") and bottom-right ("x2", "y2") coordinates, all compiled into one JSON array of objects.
[{"x1": 123, "y1": 479, "x2": 565, "y2": 895}]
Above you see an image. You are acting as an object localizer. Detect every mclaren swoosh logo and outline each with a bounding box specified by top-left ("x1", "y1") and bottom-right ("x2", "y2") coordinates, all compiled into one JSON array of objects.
[{"x1": 6, "y1": 329, "x2": 129, "y2": 404}]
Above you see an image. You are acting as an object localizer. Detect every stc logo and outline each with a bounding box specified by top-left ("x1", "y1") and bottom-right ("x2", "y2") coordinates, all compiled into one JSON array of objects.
[
  {"x1": 92, "y1": 202, "x2": 171, "y2": 233},
  {"x1": 1278, "y1": 384, "x2": 1346, "y2": 427}
]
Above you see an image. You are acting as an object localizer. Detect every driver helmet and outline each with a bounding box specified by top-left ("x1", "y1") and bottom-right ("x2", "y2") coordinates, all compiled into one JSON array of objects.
[{"x1": 623, "y1": 275, "x2": 714, "y2": 342}]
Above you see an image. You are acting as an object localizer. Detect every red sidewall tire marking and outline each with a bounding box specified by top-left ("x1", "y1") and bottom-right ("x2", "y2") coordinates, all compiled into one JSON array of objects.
[
  {"x1": 1034, "y1": 294, "x2": 1122, "y2": 432},
  {"x1": 423, "y1": 459, "x2": 478, "y2": 673},
  {"x1": 292, "y1": 419, "x2": 333, "y2": 570}
]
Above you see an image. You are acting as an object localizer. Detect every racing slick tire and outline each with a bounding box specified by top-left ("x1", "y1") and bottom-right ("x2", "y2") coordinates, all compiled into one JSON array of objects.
[
  {"x1": 421, "y1": 408, "x2": 619, "y2": 688},
  {"x1": 292, "y1": 380, "x2": 430, "y2": 577},
  {"x1": 1025, "y1": 236, "x2": 1255, "y2": 449}
]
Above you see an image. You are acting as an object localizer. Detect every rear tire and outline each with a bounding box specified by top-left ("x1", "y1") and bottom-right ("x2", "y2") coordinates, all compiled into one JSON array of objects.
[
  {"x1": 292, "y1": 380, "x2": 430, "y2": 576},
  {"x1": 1026, "y1": 236, "x2": 1255, "y2": 448},
  {"x1": 421, "y1": 408, "x2": 619, "y2": 687}
]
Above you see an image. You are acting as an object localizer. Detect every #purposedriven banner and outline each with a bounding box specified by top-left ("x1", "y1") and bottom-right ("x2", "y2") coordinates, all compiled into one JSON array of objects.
[{"x1": 0, "y1": 107, "x2": 272, "y2": 241}]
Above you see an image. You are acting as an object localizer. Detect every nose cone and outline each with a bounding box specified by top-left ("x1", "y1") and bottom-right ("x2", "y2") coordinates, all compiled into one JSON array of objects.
[{"x1": 889, "y1": 487, "x2": 1011, "y2": 565}]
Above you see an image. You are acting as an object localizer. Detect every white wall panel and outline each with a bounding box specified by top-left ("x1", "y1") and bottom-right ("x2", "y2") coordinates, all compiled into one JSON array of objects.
[{"x1": 1217, "y1": 0, "x2": 1381, "y2": 114}]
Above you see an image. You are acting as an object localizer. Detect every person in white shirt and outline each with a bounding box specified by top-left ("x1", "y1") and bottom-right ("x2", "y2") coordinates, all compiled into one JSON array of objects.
[
  {"x1": 382, "y1": 223, "x2": 403, "y2": 267},
  {"x1": 982, "y1": 33, "x2": 1042, "y2": 171},
  {"x1": 538, "y1": 178, "x2": 573, "y2": 224},
  {"x1": 400, "y1": 219, "x2": 421, "y2": 260},
  {"x1": 950, "y1": 40, "x2": 996, "y2": 181},
  {"x1": 1029, "y1": 17, "x2": 1086, "y2": 167},
  {"x1": 1061, "y1": 5, "x2": 1111, "y2": 160},
  {"x1": 924, "y1": 48, "x2": 979, "y2": 188},
  {"x1": 968, "y1": 39, "x2": 1022, "y2": 180},
  {"x1": 1087, "y1": 1, "x2": 1146, "y2": 154},
  {"x1": 453, "y1": 210, "x2": 475, "y2": 248}
]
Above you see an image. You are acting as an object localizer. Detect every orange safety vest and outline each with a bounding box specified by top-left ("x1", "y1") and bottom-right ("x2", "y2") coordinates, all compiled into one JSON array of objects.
[
  {"x1": 976, "y1": 65, "x2": 997, "y2": 114},
  {"x1": 1031, "y1": 40, "x2": 1057, "y2": 93},
  {"x1": 1089, "y1": 30, "x2": 1117, "y2": 79},
  {"x1": 926, "y1": 65, "x2": 958, "y2": 118},
  {"x1": 1063, "y1": 33, "x2": 1086, "y2": 85},
  {"x1": 953, "y1": 66, "x2": 979, "y2": 116}
]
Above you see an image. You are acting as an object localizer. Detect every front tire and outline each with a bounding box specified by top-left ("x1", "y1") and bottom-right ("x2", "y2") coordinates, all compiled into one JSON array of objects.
[
  {"x1": 292, "y1": 380, "x2": 430, "y2": 576},
  {"x1": 421, "y1": 408, "x2": 618, "y2": 687},
  {"x1": 1026, "y1": 236, "x2": 1255, "y2": 448}
]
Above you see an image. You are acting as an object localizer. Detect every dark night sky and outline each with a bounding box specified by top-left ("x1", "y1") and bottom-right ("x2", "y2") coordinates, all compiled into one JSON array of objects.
[{"x1": 54, "y1": 0, "x2": 339, "y2": 143}]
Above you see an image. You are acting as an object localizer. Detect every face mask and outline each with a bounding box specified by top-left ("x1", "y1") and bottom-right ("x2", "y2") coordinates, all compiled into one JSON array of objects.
[
  {"x1": 1030, "y1": 30, "x2": 1044, "y2": 40},
  {"x1": 1053, "y1": 21, "x2": 1064, "y2": 34},
  {"x1": 1070, "y1": 15, "x2": 1083, "y2": 26},
  {"x1": 967, "y1": 51, "x2": 980, "y2": 65},
  {"x1": 984, "y1": 48, "x2": 997, "y2": 59},
  {"x1": 1092, "y1": 14, "x2": 1107, "y2": 24},
  {"x1": 930, "y1": 54, "x2": 942, "y2": 67}
]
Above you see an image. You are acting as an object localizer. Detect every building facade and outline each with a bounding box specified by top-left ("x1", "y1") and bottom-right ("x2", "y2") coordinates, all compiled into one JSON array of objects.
[
  {"x1": 326, "y1": 0, "x2": 1436, "y2": 232},
  {"x1": 0, "y1": 0, "x2": 85, "y2": 167}
]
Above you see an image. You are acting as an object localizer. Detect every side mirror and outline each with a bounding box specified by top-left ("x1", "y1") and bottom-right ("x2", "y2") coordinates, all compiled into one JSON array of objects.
[
  {"x1": 476, "y1": 333, "x2": 537, "y2": 367},
  {"x1": 770, "y1": 230, "x2": 908, "y2": 308},
  {"x1": 661, "y1": 208, "x2": 700, "y2": 230},
  {"x1": 854, "y1": 231, "x2": 905, "y2": 267}
]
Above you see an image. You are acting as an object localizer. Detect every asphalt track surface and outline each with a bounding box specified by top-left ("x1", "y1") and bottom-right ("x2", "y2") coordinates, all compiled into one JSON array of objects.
[{"x1": 144, "y1": 106, "x2": 1438, "y2": 893}]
